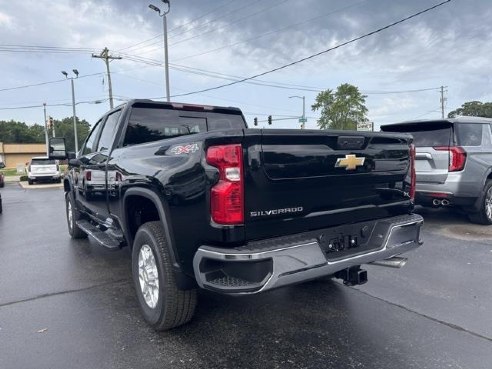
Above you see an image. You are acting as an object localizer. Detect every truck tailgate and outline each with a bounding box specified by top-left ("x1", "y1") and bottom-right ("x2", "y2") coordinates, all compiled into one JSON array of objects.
[{"x1": 243, "y1": 129, "x2": 413, "y2": 240}]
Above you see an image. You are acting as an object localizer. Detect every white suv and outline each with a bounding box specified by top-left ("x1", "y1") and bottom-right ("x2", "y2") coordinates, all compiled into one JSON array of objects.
[{"x1": 27, "y1": 157, "x2": 61, "y2": 185}]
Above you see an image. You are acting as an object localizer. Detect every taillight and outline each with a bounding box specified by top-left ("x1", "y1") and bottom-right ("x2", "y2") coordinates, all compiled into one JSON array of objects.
[
  {"x1": 409, "y1": 144, "x2": 416, "y2": 201},
  {"x1": 85, "y1": 171, "x2": 92, "y2": 181},
  {"x1": 206, "y1": 144, "x2": 244, "y2": 225},
  {"x1": 433, "y1": 146, "x2": 466, "y2": 172}
]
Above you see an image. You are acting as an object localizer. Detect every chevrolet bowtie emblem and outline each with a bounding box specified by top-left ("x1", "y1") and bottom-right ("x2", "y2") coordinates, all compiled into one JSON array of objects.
[{"x1": 335, "y1": 154, "x2": 365, "y2": 170}]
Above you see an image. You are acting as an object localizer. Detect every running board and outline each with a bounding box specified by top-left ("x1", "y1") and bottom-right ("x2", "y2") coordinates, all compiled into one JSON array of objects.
[{"x1": 76, "y1": 220, "x2": 121, "y2": 250}]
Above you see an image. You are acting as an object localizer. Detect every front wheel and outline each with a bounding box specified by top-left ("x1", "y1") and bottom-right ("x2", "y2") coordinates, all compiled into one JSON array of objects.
[
  {"x1": 468, "y1": 180, "x2": 492, "y2": 225},
  {"x1": 132, "y1": 221, "x2": 197, "y2": 331}
]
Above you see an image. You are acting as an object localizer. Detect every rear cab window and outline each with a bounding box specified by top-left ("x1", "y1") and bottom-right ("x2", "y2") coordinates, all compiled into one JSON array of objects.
[
  {"x1": 381, "y1": 122, "x2": 455, "y2": 147},
  {"x1": 122, "y1": 104, "x2": 246, "y2": 146}
]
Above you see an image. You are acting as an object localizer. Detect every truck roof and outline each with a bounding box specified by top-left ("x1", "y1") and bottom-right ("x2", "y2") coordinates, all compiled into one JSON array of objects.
[{"x1": 381, "y1": 116, "x2": 492, "y2": 128}]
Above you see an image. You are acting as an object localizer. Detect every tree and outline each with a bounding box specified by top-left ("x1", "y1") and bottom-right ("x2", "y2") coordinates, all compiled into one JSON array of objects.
[
  {"x1": 0, "y1": 120, "x2": 45, "y2": 143},
  {"x1": 50, "y1": 117, "x2": 91, "y2": 152},
  {"x1": 311, "y1": 83, "x2": 368, "y2": 130},
  {"x1": 0, "y1": 117, "x2": 91, "y2": 152},
  {"x1": 448, "y1": 101, "x2": 492, "y2": 118}
]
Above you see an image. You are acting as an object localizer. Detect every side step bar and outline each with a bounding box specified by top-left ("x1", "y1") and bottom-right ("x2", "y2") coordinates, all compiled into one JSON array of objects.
[{"x1": 76, "y1": 220, "x2": 121, "y2": 250}]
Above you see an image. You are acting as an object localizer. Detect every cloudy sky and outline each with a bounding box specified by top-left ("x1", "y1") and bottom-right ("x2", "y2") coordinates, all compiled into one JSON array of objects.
[{"x1": 0, "y1": 0, "x2": 491, "y2": 130}]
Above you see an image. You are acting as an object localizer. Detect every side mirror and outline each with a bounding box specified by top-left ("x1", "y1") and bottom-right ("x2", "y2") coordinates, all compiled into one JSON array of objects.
[
  {"x1": 48, "y1": 138, "x2": 68, "y2": 160},
  {"x1": 68, "y1": 158, "x2": 81, "y2": 167}
]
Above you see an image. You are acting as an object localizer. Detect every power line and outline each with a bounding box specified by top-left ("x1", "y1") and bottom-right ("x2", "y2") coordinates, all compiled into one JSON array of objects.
[
  {"x1": 118, "y1": 53, "x2": 442, "y2": 95},
  {"x1": 173, "y1": 0, "x2": 367, "y2": 62},
  {"x1": 363, "y1": 87, "x2": 441, "y2": 95},
  {"x1": 168, "y1": 0, "x2": 264, "y2": 41},
  {"x1": 164, "y1": 0, "x2": 452, "y2": 99},
  {"x1": 0, "y1": 72, "x2": 106, "y2": 93},
  {"x1": 168, "y1": 0, "x2": 292, "y2": 47},
  {"x1": 120, "y1": 0, "x2": 256, "y2": 55},
  {"x1": 168, "y1": 0, "x2": 238, "y2": 34},
  {"x1": 136, "y1": 0, "x2": 272, "y2": 56},
  {"x1": 0, "y1": 99, "x2": 110, "y2": 111},
  {"x1": 0, "y1": 45, "x2": 97, "y2": 54}
]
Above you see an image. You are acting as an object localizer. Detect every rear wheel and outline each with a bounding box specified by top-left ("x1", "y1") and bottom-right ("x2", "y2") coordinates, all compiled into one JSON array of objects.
[
  {"x1": 468, "y1": 180, "x2": 492, "y2": 225},
  {"x1": 132, "y1": 221, "x2": 197, "y2": 331},
  {"x1": 66, "y1": 192, "x2": 87, "y2": 238}
]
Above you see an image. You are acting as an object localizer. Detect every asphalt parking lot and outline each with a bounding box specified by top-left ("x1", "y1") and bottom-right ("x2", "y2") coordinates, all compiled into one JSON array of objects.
[{"x1": 0, "y1": 182, "x2": 491, "y2": 369}]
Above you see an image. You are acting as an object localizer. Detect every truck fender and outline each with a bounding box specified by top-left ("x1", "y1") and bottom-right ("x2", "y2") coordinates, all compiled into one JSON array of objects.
[{"x1": 122, "y1": 188, "x2": 195, "y2": 289}]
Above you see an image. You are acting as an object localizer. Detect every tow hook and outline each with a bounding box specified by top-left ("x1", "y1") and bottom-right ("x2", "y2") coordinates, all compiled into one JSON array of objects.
[{"x1": 335, "y1": 266, "x2": 368, "y2": 286}]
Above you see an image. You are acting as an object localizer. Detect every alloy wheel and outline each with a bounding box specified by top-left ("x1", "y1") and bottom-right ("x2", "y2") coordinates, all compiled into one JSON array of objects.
[{"x1": 138, "y1": 244, "x2": 160, "y2": 309}]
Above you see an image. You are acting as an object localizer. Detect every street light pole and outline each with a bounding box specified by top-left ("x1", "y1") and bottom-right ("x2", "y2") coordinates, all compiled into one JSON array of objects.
[
  {"x1": 163, "y1": 11, "x2": 170, "y2": 102},
  {"x1": 70, "y1": 78, "x2": 79, "y2": 153},
  {"x1": 149, "y1": 1, "x2": 171, "y2": 101},
  {"x1": 289, "y1": 95, "x2": 306, "y2": 129},
  {"x1": 62, "y1": 69, "x2": 79, "y2": 154},
  {"x1": 43, "y1": 103, "x2": 49, "y2": 156}
]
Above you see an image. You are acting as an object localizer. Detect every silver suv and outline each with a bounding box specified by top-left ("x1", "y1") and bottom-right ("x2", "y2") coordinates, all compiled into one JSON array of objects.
[
  {"x1": 27, "y1": 157, "x2": 61, "y2": 185},
  {"x1": 381, "y1": 117, "x2": 492, "y2": 224}
]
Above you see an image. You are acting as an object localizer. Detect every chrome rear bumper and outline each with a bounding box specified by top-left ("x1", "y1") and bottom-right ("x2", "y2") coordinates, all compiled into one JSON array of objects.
[{"x1": 193, "y1": 214, "x2": 423, "y2": 294}]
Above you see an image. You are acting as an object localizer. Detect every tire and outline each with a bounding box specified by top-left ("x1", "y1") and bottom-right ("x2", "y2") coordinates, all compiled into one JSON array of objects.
[
  {"x1": 65, "y1": 192, "x2": 87, "y2": 239},
  {"x1": 468, "y1": 180, "x2": 492, "y2": 225},
  {"x1": 132, "y1": 221, "x2": 197, "y2": 331}
]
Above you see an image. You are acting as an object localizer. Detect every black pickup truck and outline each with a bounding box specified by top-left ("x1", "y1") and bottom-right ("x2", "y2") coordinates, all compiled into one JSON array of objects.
[{"x1": 50, "y1": 99, "x2": 423, "y2": 330}]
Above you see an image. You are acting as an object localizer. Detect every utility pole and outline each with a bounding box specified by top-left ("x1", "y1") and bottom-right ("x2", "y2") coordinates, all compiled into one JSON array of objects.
[
  {"x1": 92, "y1": 47, "x2": 122, "y2": 109},
  {"x1": 43, "y1": 103, "x2": 49, "y2": 156},
  {"x1": 440, "y1": 86, "x2": 447, "y2": 119}
]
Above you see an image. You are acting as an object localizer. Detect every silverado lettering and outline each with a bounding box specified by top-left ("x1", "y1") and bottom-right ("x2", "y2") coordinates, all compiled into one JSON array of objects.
[{"x1": 250, "y1": 207, "x2": 304, "y2": 217}]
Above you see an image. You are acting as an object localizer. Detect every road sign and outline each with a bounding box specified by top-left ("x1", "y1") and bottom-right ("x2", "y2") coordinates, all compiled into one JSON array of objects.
[
  {"x1": 357, "y1": 121, "x2": 373, "y2": 131},
  {"x1": 299, "y1": 118, "x2": 307, "y2": 123}
]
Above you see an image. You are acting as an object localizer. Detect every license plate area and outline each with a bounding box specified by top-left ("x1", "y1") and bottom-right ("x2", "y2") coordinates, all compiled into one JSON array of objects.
[{"x1": 317, "y1": 221, "x2": 384, "y2": 261}]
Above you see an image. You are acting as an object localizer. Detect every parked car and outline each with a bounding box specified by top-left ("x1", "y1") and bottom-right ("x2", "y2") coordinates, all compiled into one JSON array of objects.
[
  {"x1": 381, "y1": 117, "x2": 492, "y2": 224},
  {"x1": 50, "y1": 100, "x2": 423, "y2": 331},
  {"x1": 0, "y1": 174, "x2": 3, "y2": 213},
  {"x1": 26, "y1": 157, "x2": 61, "y2": 185}
]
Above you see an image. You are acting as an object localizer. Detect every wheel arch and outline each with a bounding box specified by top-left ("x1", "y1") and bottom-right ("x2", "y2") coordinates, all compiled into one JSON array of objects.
[{"x1": 122, "y1": 188, "x2": 195, "y2": 289}]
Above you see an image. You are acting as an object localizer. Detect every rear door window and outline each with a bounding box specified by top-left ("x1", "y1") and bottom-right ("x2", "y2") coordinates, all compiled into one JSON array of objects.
[
  {"x1": 381, "y1": 122, "x2": 454, "y2": 147},
  {"x1": 456, "y1": 123, "x2": 483, "y2": 146}
]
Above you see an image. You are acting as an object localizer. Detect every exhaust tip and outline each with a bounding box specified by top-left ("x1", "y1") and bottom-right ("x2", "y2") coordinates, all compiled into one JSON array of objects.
[
  {"x1": 370, "y1": 257, "x2": 407, "y2": 269},
  {"x1": 432, "y1": 199, "x2": 442, "y2": 206}
]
